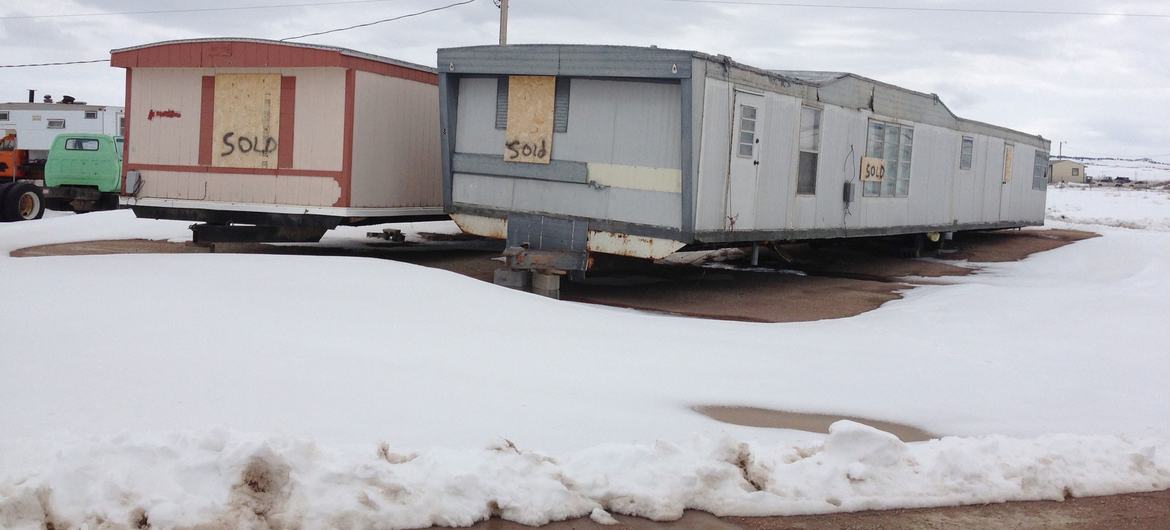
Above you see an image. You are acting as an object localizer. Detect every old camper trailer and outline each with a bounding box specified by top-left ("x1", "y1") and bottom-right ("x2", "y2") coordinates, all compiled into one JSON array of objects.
[
  {"x1": 437, "y1": 45, "x2": 1050, "y2": 285},
  {"x1": 112, "y1": 38, "x2": 443, "y2": 242}
]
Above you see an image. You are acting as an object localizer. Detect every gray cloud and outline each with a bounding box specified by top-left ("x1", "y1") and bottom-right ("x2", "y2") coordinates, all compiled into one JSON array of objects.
[{"x1": 2, "y1": 0, "x2": 1168, "y2": 158}]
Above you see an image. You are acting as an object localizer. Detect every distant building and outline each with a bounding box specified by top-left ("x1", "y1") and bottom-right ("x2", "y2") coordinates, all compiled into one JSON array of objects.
[
  {"x1": 1050, "y1": 160, "x2": 1087, "y2": 183},
  {"x1": 0, "y1": 102, "x2": 124, "y2": 161}
]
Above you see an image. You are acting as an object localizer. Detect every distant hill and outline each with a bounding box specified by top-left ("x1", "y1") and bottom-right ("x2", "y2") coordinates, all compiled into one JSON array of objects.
[{"x1": 1055, "y1": 156, "x2": 1170, "y2": 182}]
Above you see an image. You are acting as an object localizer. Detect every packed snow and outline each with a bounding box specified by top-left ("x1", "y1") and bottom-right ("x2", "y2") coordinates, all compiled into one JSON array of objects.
[{"x1": 1, "y1": 189, "x2": 1169, "y2": 528}]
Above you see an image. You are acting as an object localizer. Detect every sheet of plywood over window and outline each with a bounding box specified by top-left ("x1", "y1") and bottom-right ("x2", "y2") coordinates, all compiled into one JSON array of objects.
[
  {"x1": 504, "y1": 75, "x2": 555, "y2": 165},
  {"x1": 213, "y1": 73, "x2": 280, "y2": 169}
]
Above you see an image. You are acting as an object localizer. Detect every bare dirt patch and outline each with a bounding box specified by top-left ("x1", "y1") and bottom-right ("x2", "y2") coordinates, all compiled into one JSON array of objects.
[
  {"x1": 11, "y1": 228, "x2": 1098, "y2": 323},
  {"x1": 693, "y1": 406, "x2": 936, "y2": 442}
]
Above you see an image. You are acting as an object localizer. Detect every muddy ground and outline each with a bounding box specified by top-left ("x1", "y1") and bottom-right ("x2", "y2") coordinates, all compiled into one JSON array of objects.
[
  {"x1": 468, "y1": 489, "x2": 1170, "y2": 529},
  {"x1": 12, "y1": 228, "x2": 1096, "y2": 323},
  {"x1": 17, "y1": 227, "x2": 1156, "y2": 528}
]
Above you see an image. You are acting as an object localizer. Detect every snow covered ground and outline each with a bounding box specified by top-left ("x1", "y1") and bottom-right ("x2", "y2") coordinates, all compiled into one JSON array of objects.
[
  {"x1": 1073, "y1": 157, "x2": 1170, "y2": 183},
  {"x1": 1046, "y1": 186, "x2": 1170, "y2": 231},
  {"x1": 1, "y1": 190, "x2": 1168, "y2": 528}
]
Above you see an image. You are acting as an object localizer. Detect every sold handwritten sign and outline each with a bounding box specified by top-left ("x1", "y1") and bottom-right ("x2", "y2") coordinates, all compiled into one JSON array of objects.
[
  {"x1": 860, "y1": 156, "x2": 886, "y2": 182},
  {"x1": 212, "y1": 73, "x2": 280, "y2": 169},
  {"x1": 504, "y1": 75, "x2": 555, "y2": 165}
]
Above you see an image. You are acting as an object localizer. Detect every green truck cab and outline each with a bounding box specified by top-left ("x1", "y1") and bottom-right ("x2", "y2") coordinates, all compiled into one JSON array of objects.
[{"x1": 42, "y1": 133, "x2": 123, "y2": 212}]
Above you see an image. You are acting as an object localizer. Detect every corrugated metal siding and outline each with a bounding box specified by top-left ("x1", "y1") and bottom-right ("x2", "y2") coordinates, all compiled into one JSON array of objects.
[
  {"x1": 555, "y1": 79, "x2": 680, "y2": 168},
  {"x1": 349, "y1": 70, "x2": 441, "y2": 208},
  {"x1": 694, "y1": 77, "x2": 1046, "y2": 237}
]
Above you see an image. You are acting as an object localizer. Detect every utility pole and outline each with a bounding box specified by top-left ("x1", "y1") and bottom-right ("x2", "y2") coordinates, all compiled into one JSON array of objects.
[
  {"x1": 498, "y1": 0, "x2": 509, "y2": 45},
  {"x1": 1059, "y1": 140, "x2": 1068, "y2": 158}
]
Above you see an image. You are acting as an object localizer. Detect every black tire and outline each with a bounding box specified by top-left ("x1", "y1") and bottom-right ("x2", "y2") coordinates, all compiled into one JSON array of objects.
[
  {"x1": 0, "y1": 182, "x2": 14, "y2": 222},
  {"x1": 1, "y1": 182, "x2": 45, "y2": 222}
]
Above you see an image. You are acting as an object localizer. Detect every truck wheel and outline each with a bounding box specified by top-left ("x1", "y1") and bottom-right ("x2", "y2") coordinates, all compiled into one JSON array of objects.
[{"x1": 1, "y1": 182, "x2": 45, "y2": 221}]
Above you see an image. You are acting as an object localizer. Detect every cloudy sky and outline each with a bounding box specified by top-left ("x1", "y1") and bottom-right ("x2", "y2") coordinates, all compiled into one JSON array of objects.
[{"x1": 2, "y1": 0, "x2": 1167, "y2": 159}]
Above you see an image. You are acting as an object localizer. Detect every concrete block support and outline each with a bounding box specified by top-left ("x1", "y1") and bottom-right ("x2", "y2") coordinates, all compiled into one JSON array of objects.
[
  {"x1": 532, "y1": 271, "x2": 562, "y2": 299},
  {"x1": 493, "y1": 268, "x2": 532, "y2": 290}
]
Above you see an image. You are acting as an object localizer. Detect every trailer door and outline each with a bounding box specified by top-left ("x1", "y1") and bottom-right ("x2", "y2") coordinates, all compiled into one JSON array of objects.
[{"x1": 726, "y1": 90, "x2": 764, "y2": 231}]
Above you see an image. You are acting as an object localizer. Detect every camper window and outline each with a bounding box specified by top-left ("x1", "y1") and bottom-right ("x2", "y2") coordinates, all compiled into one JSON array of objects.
[
  {"x1": 959, "y1": 136, "x2": 974, "y2": 170},
  {"x1": 84, "y1": 111, "x2": 98, "y2": 119},
  {"x1": 0, "y1": 112, "x2": 9, "y2": 121},
  {"x1": 47, "y1": 119, "x2": 66, "y2": 129},
  {"x1": 863, "y1": 120, "x2": 913, "y2": 198},
  {"x1": 1032, "y1": 151, "x2": 1048, "y2": 190},
  {"x1": 797, "y1": 106, "x2": 821, "y2": 195}
]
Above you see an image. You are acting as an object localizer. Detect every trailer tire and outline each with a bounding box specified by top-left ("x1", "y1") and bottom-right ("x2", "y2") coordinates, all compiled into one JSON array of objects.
[{"x1": 1, "y1": 182, "x2": 45, "y2": 222}]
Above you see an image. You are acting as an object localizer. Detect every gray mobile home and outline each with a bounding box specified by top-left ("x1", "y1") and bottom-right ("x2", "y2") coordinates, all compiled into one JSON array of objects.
[{"x1": 437, "y1": 45, "x2": 1049, "y2": 276}]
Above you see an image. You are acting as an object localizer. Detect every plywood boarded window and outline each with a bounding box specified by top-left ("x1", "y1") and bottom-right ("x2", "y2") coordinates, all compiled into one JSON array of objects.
[
  {"x1": 496, "y1": 77, "x2": 570, "y2": 133},
  {"x1": 213, "y1": 73, "x2": 281, "y2": 169},
  {"x1": 503, "y1": 75, "x2": 555, "y2": 164}
]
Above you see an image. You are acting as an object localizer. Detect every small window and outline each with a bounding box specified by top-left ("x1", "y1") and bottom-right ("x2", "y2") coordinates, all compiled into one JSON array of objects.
[
  {"x1": 959, "y1": 136, "x2": 974, "y2": 170},
  {"x1": 737, "y1": 105, "x2": 757, "y2": 158},
  {"x1": 1071, "y1": 167, "x2": 1080, "y2": 176},
  {"x1": 64, "y1": 138, "x2": 99, "y2": 151},
  {"x1": 797, "y1": 106, "x2": 821, "y2": 195},
  {"x1": 863, "y1": 120, "x2": 913, "y2": 198},
  {"x1": 0, "y1": 111, "x2": 9, "y2": 121},
  {"x1": 1032, "y1": 151, "x2": 1048, "y2": 190},
  {"x1": 119, "y1": 116, "x2": 126, "y2": 136},
  {"x1": 47, "y1": 119, "x2": 66, "y2": 129},
  {"x1": 84, "y1": 111, "x2": 98, "y2": 119},
  {"x1": 495, "y1": 76, "x2": 571, "y2": 133}
]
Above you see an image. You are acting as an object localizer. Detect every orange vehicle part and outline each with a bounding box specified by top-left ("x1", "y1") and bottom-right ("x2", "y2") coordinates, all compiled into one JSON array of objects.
[{"x1": 0, "y1": 150, "x2": 27, "y2": 179}]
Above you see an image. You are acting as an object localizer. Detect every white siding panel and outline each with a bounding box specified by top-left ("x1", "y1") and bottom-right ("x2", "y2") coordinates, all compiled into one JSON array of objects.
[
  {"x1": 695, "y1": 78, "x2": 732, "y2": 231},
  {"x1": 129, "y1": 68, "x2": 203, "y2": 166},
  {"x1": 754, "y1": 92, "x2": 801, "y2": 230},
  {"x1": 290, "y1": 68, "x2": 345, "y2": 172},
  {"x1": 350, "y1": 71, "x2": 441, "y2": 208}
]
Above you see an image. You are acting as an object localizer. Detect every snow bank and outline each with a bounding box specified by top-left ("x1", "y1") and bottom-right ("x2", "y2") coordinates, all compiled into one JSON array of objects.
[
  {"x1": 2, "y1": 425, "x2": 1166, "y2": 529},
  {"x1": 2, "y1": 185, "x2": 1169, "y2": 526},
  {"x1": 1046, "y1": 187, "x2": 1170, "y2": 231}
]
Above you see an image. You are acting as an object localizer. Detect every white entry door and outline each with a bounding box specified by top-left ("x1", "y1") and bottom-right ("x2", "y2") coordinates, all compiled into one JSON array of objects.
[{"x1": 726, "y1": 90, "x2": 764, "y2": 231}]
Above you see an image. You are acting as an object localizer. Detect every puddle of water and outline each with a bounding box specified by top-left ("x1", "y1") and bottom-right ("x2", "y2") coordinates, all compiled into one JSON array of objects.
[{"x1": 694, "y1": 405, "x2": 937, "y2": 442}]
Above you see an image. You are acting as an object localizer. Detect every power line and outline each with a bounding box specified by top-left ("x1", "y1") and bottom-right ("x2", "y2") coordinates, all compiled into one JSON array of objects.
[
  {"x1": 0, "y1": 59, "x2": 110, "y2": 68},
  {"x1": 662, "y1": 0, "x2": 1170, "y2": 19},
  {"x1": 281, "y1": 0, "x2": 476, "y2": 40},
  {"x1": 0, "y1": 0, "x2": 410, "y2": 20}
]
